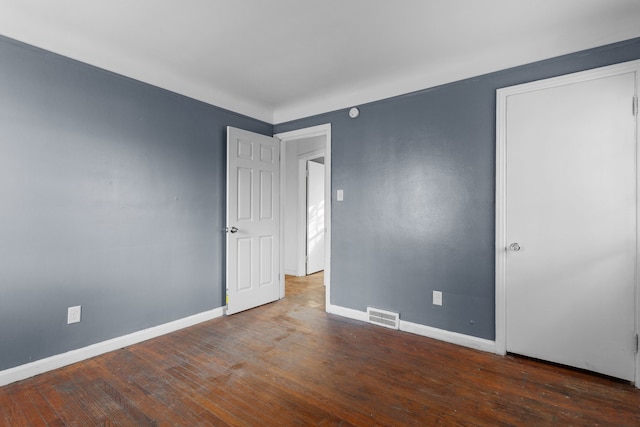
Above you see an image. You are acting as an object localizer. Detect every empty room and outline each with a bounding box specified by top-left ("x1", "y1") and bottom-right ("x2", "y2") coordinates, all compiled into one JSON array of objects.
[{"x1": 1, "y1": 1, "x2": 640, "y2": 425}]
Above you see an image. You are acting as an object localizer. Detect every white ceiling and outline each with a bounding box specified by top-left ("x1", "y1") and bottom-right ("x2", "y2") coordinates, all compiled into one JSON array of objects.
[{"x1": 1, "y1": 1, "x2": 640, "y2": 124}]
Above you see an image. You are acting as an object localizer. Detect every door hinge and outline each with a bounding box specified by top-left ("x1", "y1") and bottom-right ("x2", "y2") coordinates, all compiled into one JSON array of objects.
[
  {"x1": 633, "y1": 96, "x2": 638, "y2": 116},
  {"x1": 635, "y1": 334, "x2": 639, "y2": 354}
]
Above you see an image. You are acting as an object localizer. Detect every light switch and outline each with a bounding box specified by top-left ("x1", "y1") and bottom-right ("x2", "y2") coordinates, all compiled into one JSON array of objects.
[
  {"x1": 67, "y1": 305, "x2": 82, "y2": 324},
  {"x1": 433, "y1": 291, "x2": 443, "y2": 306},
  {"x1": 337, "y1": 189, "x2": 344, "y2": 201}
]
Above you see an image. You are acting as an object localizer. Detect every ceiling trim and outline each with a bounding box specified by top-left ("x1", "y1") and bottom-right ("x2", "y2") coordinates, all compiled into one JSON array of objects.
[{"x1": 272, "y1": 36, "x2": 640, "y2": 124}]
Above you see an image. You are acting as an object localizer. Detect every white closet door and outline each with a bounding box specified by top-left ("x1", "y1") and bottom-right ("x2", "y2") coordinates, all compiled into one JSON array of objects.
[{"x1": 505, "y1": 72, "x2": 637, "y2": 381}]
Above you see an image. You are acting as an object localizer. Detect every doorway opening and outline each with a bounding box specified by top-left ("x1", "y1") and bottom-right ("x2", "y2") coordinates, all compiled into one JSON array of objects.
[
  {"x1": 306, "y1": 156, "x2": 325, "y2": 275},
  {"x1": 275, "y1": 124, "x2": 331, "y2": 310}
]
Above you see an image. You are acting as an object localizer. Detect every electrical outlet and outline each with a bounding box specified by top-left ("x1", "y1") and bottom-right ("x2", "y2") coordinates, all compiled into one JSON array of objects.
[
  {"x1": 433, "y1": 291, "x2": 443, "y2": 306},
  {"x1": 67, "y1": 305, "x2": 81, "y2": 324}
]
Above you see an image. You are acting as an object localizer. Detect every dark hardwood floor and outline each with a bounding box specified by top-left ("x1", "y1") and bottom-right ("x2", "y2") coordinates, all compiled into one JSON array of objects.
[{"x1": 1, "y1": 272, "x2": 639, "y2": 426}]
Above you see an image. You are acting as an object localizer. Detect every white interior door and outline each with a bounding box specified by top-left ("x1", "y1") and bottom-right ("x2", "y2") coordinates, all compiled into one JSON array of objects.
[
  {"x1": 306, "y1": 160, "x2": 325, "y2": 275},
  {"x1": 504, "y1": 72, "x2": 637, "y2": 380},
  {"x1": 226, "y1": 127, "x2": 280, "y2": 315}
]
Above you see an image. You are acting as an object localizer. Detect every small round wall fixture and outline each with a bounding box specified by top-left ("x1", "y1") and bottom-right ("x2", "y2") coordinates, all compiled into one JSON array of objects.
[{"x1": 348, "y1": 107, "x2": 360, "y2": 118}]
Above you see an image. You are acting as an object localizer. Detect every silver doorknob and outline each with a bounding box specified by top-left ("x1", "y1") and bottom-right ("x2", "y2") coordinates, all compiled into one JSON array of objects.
[
  {"x1": 509, "y1": 242, "x2": 521, "y2": 252},
  {"x1": 228, "y1": 226, "x2": 239, "y2": 234}
]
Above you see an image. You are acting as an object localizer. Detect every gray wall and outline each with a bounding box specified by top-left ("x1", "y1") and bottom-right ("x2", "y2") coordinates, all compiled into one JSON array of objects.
[
  {"x1": 274, "y1": 37, "x2": 640, "y2": 341},
  {"x1": 0, "y1": 35, "x2": 271, "y2": 371}
]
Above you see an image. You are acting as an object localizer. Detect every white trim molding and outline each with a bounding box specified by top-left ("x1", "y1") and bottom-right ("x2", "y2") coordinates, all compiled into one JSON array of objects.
[
  {"x1": 495, "y1": 58, "x2": 640, "y2": 387},
  {"x1": 0, "y1": 307, "x2": 225, "y2": 387},
  {"x1": 400, "y1": 321, "x2": 496, "y2": 353},
  {"x1": 327, "y1": 304, "x2": 496, "y2": 353},
  {"x1": 326, "y1": 304, "x2": 368, "y2": 323}
]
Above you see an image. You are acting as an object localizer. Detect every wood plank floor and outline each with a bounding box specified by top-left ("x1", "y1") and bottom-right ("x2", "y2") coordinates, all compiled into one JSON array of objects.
[{"x1": 1, "y1": 272, "x2": 639, "y2": 426}]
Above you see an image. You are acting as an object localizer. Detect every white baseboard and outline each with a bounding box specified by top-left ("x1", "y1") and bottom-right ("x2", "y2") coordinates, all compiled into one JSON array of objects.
[
  {"x1": 327, "y1": 304, "x2": 496, "y2": 353},
  {"x1": 326, "y1": 303, "x2": 368, "y2": 322},
  {"x1": 0, "y1": 307, "x2": 225, "y2": 387},
  {"x1": 399, "y1": 320, "x2": 496, "y2": 353}
]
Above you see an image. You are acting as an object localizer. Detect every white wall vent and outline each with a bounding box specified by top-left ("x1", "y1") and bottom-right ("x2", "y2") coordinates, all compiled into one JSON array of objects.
[{"x1": 366, "y1": 307, "x2": 399, "y2": 330}]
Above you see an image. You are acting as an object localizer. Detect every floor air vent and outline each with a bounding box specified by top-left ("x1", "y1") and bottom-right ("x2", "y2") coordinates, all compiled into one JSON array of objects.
[{"x1": 367, "y1": 307, "x2": 399, "y2": 330}]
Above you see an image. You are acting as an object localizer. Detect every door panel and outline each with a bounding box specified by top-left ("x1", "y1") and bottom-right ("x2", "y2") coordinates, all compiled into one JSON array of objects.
[
  {"x1": 237, "y1": 168, "x2": 252, "y2": 220},
  {"x1": 227, "y1": 127, "x2": 280, "y2": 314},
  {"x1": 260, "y1": 236, "x2": 273, "y2": 286},
  {"x1": 505, "y1": 72, "x2": 637, "y2": 380},
  {"x1": 236, "y1": 238, "x2": 252, "y2": 291},
  {"x1": 260, "y1": 171, "x2": 273, "y2": 219}
]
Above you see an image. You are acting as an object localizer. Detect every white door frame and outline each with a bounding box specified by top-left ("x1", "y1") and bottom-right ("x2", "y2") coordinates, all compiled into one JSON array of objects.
[
  {"x1": 275, "y1": 124, "x2": 332, "y2": 309},
  {"x1": 495, "y1": 59, "x2": 640, "y2": 386},
  {"x1": 298, "y1": 149, "x2": 325, "y2": 276}
]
